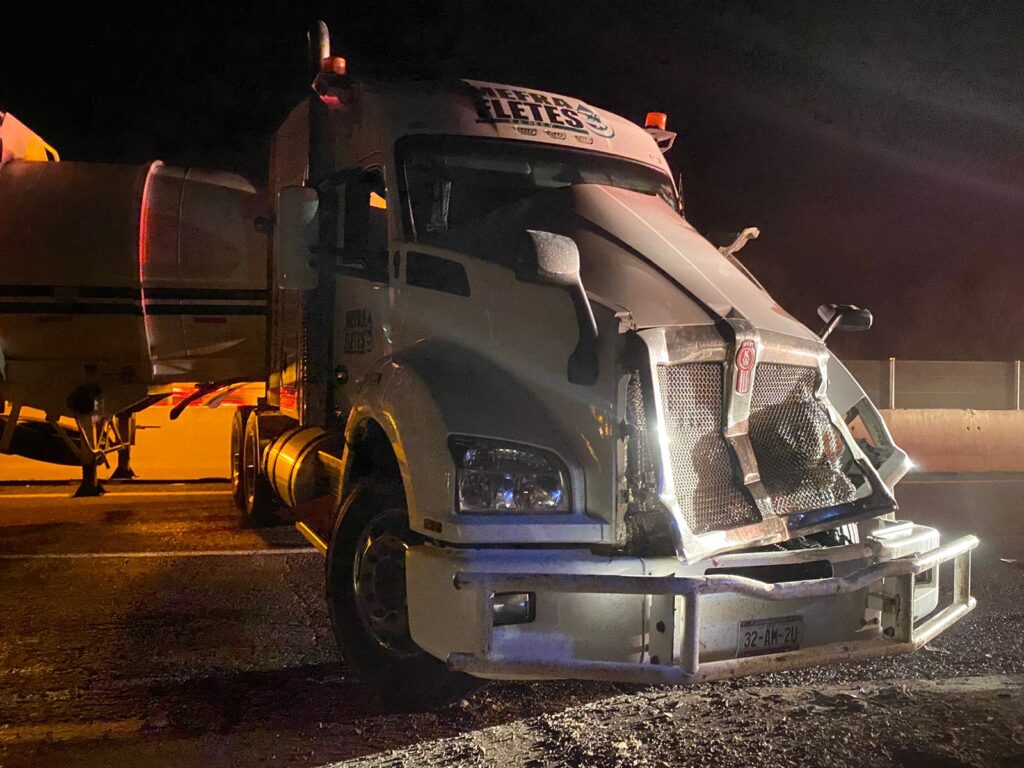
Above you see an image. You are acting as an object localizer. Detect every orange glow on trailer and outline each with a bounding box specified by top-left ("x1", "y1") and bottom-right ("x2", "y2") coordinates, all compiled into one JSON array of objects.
[
  {"x1": 645, "y1": 111, "x2": 668, "y2": 130},
  {"x1": 138, "y1": 161, "x2": 163, "y2": 373},
  {"x1": 369, "y1": 191, "x2": 387, "y2": 209},
  {"x1": 151, "y1": 383, "x2": 261, "y2": 408}
]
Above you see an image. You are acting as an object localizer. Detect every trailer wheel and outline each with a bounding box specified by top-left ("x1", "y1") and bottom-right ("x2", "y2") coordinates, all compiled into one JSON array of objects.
[
  {"x1": 241, "y1": 411, "x2": 278, "y2": 527},
  {"x1": 230, "y1": 406, "x2": 253, "y2": 509},
  {"x1": 326, "y1": 480, "x2": 480, "y2": 709}
]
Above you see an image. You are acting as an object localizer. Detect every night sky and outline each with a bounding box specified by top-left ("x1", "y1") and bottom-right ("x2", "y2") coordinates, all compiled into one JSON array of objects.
[{"x1": 3, "y1": 1, "x2": 1022, "y2": 360}]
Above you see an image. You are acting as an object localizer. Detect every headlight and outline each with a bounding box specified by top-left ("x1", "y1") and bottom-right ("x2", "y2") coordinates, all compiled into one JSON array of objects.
[{"x1": 449, "y1": 436, "x2": 571, "y2": 514}]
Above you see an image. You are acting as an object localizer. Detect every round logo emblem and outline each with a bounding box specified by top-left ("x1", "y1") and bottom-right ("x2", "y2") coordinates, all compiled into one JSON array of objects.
[{"x1": 576, "y1": 104, "x2": 616, "y2": 138}]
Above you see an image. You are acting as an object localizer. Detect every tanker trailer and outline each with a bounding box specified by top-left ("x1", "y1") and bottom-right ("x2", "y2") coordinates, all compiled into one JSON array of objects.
[{"x1": 0, "y1": 113, "x2": 268, "y2": 494}]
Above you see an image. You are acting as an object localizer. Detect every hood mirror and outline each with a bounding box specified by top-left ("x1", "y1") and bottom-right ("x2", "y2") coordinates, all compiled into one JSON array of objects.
[
  {"x1": 521, "y1": 230, "x2": 599, "y2": 385},
  {"x1": 528, "y1": 230, "x2": 583, "y2": 286},
  {"x1": 818, "y1": 303, "x2": 873, "y2": 340}
]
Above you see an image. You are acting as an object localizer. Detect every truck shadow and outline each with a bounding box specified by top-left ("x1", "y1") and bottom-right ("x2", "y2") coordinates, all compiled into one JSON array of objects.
[{"x1": 141, "y1": 660, "x2": 623, "y2": 737}]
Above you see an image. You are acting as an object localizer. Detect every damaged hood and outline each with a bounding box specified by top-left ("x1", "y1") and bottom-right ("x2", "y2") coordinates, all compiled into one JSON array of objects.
[
  {"x1": 571, "y1": 184, "x2": 815, "y2": 340},
  {"x1": 427, "y1": 182, "x2": 817, "y2": 340}
]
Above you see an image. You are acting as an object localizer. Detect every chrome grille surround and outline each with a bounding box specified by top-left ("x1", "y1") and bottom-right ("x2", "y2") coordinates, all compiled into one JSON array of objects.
[{"x1": 638, "y1": 323, "x2": 890, "y2": 563}]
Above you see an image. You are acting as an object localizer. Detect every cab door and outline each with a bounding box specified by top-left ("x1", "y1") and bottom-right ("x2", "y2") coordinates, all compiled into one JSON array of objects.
[{"x1": 329, "y1": 164, "x2": 394, "y2": 421}]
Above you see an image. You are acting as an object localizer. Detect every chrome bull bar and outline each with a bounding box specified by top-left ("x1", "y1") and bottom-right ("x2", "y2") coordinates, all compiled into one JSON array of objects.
[{"x1": 447, "y1": 534, "x2": 978, "y2": 684}]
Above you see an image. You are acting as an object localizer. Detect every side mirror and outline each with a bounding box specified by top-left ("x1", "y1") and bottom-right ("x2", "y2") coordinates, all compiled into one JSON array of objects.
[
  {"x1": 818, "y1": 303, "x2": 873, "y2": 340},
  {"x1": 274, "y1": 186, "x2": 319, "y2": 290},
  {"x1": 522, "y1": 230, "x2": 599, "y2": 385},
  {"x1": 527, "y1": 230, "x2": 583, "y2": 287}
]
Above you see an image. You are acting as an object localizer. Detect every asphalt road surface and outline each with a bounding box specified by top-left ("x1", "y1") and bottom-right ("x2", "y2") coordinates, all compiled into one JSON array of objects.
[{"x1": 0, "y1": 476, "x2": 1021, "y2": 767}]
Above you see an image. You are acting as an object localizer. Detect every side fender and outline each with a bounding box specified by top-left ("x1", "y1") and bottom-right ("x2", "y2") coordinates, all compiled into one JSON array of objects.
[
  {"x1": 338, "y1": 340, "x2": 585, "y2": 537},
  {"x1": 827, "y1": 353, "x2": 910, "y2": 488}
]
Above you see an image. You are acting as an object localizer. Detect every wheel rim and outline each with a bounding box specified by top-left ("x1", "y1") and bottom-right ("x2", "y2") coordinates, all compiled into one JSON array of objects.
[
  {"x1": 243, "y1": 424, "x2": 258, "y2": 510},
  {"x1": 231, "y1": 422, "x2": 243, "y2": 497},
  {"x1": 352, "y1": 510, "x2": 420, "y2": 658}
]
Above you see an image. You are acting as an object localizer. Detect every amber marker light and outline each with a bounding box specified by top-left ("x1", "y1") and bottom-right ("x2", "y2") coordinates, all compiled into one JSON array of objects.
[
  {"x1": 645, "y1": 111, "x2": 668, "y2": 130},
  {"x1": 321, "y1": 56, "x2": 347, "y2": 75}
]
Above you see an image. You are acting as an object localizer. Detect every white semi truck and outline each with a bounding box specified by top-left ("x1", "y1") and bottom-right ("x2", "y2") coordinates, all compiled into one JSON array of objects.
[{"x1": 0, "y1": 25, "x2": 977, "y2": 707}]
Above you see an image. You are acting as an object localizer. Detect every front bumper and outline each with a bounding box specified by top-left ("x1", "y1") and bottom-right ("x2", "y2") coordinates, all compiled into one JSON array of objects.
[{"x1": 407, "y1": 523, "x2": 978, "y2": 684}]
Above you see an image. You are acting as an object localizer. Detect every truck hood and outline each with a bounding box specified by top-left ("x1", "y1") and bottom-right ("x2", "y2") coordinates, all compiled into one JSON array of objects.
[
  {"x1": 571, "y1": 184, "x2": 815, "y2": 341},
  {"x1": 425, "y1": 183, "x2": 815, "y2": 341}
]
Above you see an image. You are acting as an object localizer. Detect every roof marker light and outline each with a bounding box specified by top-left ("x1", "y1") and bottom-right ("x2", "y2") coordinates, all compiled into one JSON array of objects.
[
  {"x1": 645, "y1": 111, "x2": 668, "y2": 131},
  {"x1": 321, "y1": 56, "x2": 347, "y2": 75}
]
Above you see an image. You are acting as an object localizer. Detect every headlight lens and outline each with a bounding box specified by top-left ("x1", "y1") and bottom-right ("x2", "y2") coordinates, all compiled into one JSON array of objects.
[{"x1": 449, "y1": 436, "x2": 571, "y2": 513}]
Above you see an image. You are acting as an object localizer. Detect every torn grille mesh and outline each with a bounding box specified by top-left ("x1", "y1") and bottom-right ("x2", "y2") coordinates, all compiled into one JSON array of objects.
[
  {"x1": 748, "y1": 364, "x2": 857, "y2": 516},
  {"x1": 651, "y1": 362, "x2": 856, "y2": 536},
  {"x1": 626, "y1": 372, "x2": 657, "y2": 486},
  {"x1": 655, "y1": 363, "x2": 760, "y2": 534}
]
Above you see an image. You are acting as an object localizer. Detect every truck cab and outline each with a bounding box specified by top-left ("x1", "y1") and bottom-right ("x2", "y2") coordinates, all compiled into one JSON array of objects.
[{"x1": 239, "y1": 60, "x2": 977, "y2": 707}]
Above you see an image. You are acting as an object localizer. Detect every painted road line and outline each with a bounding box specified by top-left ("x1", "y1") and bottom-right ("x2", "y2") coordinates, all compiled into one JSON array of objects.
[
  {"x1": 0, "y1": 718, "x2": 143, "y2": 744},
  {"x1": 0, "y1": 547, "x2": 318, "y2": 560},
  {"x1": 0, "y1": 490, "x2": 231, "y2": 500}
]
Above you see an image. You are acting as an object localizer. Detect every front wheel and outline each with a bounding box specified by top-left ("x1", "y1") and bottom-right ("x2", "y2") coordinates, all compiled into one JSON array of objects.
[{"x1": 326, "y1": 480, "x2": 480, "y2": 709}]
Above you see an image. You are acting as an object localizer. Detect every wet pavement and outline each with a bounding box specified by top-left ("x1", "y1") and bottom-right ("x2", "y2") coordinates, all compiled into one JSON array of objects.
[{"x1": 0, "y1": 476, "x2": 1021, "y2": 767}]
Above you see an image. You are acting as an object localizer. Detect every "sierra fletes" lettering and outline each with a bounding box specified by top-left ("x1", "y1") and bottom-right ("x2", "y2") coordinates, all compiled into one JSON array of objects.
[{"x1": 467, "y1": 83, "x2": 615, "y2": 139}]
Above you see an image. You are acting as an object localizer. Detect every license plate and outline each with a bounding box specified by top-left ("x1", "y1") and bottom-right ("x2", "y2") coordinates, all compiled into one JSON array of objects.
[{"x1": 736, "y1": 615, "x2": 802, "y2": 657}]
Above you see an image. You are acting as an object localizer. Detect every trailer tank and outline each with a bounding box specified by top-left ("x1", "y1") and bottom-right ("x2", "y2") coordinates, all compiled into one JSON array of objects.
[{"x1": 0, "y1": 158, "x2": 268, "y2": 416}]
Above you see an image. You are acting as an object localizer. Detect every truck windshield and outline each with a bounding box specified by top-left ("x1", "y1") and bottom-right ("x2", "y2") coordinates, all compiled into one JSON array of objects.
[{"x1": 399, "y1": 136, "x2": 675, "y2": 243}]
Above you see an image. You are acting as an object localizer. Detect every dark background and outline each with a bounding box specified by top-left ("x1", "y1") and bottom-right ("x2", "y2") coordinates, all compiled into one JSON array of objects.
[{"x1": 2, "y1": 1, "x2": 1021, "y2": 360}]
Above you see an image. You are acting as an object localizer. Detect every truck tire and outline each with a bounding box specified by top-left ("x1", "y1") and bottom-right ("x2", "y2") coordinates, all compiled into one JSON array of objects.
[
  {"x1": 241, "y1": 411, "x2": 278, "y2": 527},
  {"x1": 326, "y1": 480, "x2": 480, "y2": 709},
  {"x1": 230, "y1": 406, "x2": 254, "y2": 509}
]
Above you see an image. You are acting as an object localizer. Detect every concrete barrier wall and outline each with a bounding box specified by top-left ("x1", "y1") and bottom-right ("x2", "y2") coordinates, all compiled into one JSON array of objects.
[
  {"x1": 870, "y1": 409, "x2": 1024, "y2": 473},
  {"x1": 844, "y1": 360, "x2": 1022, "y2": 410}
]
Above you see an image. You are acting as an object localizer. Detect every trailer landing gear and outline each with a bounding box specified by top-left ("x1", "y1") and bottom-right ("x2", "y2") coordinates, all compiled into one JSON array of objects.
[
  {"x1": 74, "y1": 461, "x2": 105, "y2": 497},
  {"x1": 69, "y1": 410, "x2": 138, "y2": 496},
  {"x1": 108, "y1": 414, "x2": 136, "y2": 480}
]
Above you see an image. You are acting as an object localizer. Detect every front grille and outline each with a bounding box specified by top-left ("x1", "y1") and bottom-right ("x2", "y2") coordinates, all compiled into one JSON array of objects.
[
  {"x1": 655, "y1": 363, "x2": 760, "y2": 534},
  {"x1": 647, "y1": 361, "x2": 856, "y2": 537},
  {"x1": 748, "y1": 364, "x2": 856, "y2": 516}
]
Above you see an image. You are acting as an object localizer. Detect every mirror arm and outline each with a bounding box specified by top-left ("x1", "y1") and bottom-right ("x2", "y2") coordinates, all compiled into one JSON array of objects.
[
  {"x1": 819, "y1": 314, "x2": 842, "y2": 341},
  {"x1": 518, "y1": 229, "x2": 599, "y2": 385},
  {"x1": 567, "y1": 277, "x2": 599, "y2": 386}
]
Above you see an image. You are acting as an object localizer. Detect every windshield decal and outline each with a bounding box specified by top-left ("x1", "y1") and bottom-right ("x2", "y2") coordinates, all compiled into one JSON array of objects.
[{"x1": 466, "y1": 83, "x2": 616, "y2": 140}]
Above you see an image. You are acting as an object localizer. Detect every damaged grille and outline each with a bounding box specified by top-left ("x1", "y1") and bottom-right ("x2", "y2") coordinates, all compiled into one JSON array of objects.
[
  {"x1": 635, "y1": 361, "x2": 857, "y2": 537},
  {"x1": 748, "y1": 364, "x2": 856, "y2": 516},
  {"x1": 625, "y1": 372, "x2": 656, "y2": 486},
  {"x1": 655, "y1": 363, "x2": 760, "y2": 534}
]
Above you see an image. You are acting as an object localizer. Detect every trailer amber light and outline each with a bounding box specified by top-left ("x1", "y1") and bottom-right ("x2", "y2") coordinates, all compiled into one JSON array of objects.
[
  {"x1": 645, "y1": 111, "x2": 668, "y2": 130},
  {"x1": 321, "y1": 56, "x2": 347, "y2": 75}
]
